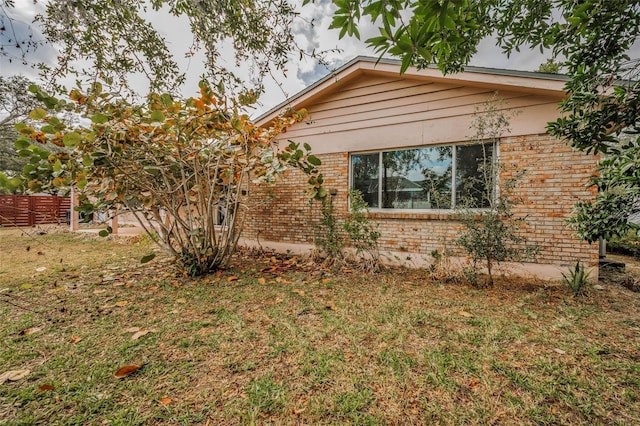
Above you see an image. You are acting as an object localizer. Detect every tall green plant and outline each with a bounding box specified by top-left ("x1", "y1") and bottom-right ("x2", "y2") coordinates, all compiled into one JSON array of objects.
[
  {"x1": 456, "y1": 97, "x2": 538, "y2": 286},
  {"x1": 316, "y1": 195, "x2": 344, "y2": 260},
  {"x1": 343, "y1": 189, "x2": 381, "y2": 270},
  {"x1": 315, "y1": 189, "x2": 381, "y2": 271}
]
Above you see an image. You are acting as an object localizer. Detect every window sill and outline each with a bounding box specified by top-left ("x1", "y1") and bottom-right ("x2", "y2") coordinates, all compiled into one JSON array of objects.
[
  {"x1": 365, "y1": 209, "x2": 489, "y2": 221},
  {"x1": 367, "y1": 210, "x2": 460, "y2": 221}
]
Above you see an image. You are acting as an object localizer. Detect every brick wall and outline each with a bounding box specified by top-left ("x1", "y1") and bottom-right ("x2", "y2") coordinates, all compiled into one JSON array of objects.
[
  {"x1": 500, "y1": 134, "x2": 598, "y2": 266},
  {"x1": 243, "y1": 134, "x2": 599, "y2": 268}
]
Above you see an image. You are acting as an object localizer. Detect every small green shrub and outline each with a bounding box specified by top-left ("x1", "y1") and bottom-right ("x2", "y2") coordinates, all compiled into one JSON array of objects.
[
  {"x1": 428, "y1": 247, "x2": 464, "y2": 283},
  {"x1": 607, "y1": 229, "x2": 640, "y2": 258},
  {"x1": 562, "y1": 261, "x2": 592, "y2": 297},
  {"x1": 315, "y1": 195, "x2": 344, "y2": 259},
  {"x1": 315, "y1": 189, "x2": 381, "y2": 271},
  {"x1": 343, "y1": 189, "x2": 381, "y2": 270}
]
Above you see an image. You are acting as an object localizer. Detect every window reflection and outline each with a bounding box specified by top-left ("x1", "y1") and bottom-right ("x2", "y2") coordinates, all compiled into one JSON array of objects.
[{"x1": 350, "y1": 143, "x2": 494, "y2": 210}]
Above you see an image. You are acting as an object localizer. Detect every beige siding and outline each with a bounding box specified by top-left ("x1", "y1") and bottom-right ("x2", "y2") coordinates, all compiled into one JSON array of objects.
[{"x1": 283, "y1": 75, "x2": 562, "y2": 154}]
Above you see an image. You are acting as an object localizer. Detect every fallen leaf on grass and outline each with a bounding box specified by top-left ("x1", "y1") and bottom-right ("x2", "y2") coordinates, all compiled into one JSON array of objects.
[
  {"x1": 70, "y1": 335, "x2": 82, "y2": 344},
  {"x1": 325, "y1": 304, "x2": 338, "y2": 311},
  {"x1": 92, "y1": 289, "x2": 106, "y2": 295},
  {"x1": 176, "y1": 298, "x2": 187, "y2": 304},
  {"x1": 553, "y1": 348, "x2": 567, "y2": 355},
  {"x1": 19, "y1": 326, "x2": 42, "y2": 336},
  {"x1": 257, "y1": 277, "x2": 267, "y2": 285},
  {"x1": 0, "y1": 369, "x2": 30, "y2": 384},
  {"x1": 35, "y1": 267, "x2": 46, "y2": 272},
  {"x1": 275, "y1": 277, "x2": 291, "y2": 284},
  {"x1": 227, "y1": 275, "x2": 239, "y2": 282},
  {"x1": 321, "y1": 278, "x2": 331, "y2": 284},
  {"x1": 158, "y1": 397, "x2": 172, "y2": 407},
  {"x1": 131, "y1": 330, "x2": 152, "y2": 340},
  {"x1": 114, "y1": 364, "x2": 143, "y2": 379},
  {"x1": 124, "y1": 327, "x2": 141, "y2": 333},
  {"x1": 115, "y1": 301, "x2": 128, "y2": 307},
  {"x1": 292, "y1": 289, "x2": 305, "y2": 296},
  {"x1": 458, "y1": 310, "x2": 474, "y2": 318},
  {"x1": 37, "y1": 384, "x2": 55, "y2": 392}
]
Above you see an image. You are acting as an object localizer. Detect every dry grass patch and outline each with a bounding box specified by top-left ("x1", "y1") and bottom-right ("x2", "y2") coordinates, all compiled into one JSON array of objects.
[{"x1": 1, "y1": 227, "x2": 640, "y2": 424}]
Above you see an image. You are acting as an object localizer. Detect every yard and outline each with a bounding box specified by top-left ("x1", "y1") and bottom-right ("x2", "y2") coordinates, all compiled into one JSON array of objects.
[{"x1": 1, "y1": 226, "x2": 640, "y2": 425}]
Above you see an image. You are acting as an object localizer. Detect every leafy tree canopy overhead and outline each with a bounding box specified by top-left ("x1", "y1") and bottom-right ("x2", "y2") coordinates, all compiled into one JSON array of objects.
[
  {"x1": 1, "y1": 0, "x2": 322, "y2": 99},
  {"x1": 325, "y1": 0, "x2": 640, "y2": 241}
]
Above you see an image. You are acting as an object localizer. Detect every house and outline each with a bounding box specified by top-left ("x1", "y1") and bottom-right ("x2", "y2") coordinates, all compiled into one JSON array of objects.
[{"x1": 243, "y1": 56, "x2": 599, "y2": 279}]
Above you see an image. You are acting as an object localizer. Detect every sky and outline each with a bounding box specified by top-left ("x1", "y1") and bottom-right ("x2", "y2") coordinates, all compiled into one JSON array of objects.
[{"x1": 0, "y1": 0, "x2": 551, "y2": 118}]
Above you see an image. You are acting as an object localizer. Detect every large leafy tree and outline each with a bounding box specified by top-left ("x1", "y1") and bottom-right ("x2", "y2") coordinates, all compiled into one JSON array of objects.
[
  {"x1": 2, "y1": 0, "x2": 329, "y2": 272},
  {"x1": 326, "y1": 0, "x2": 640, "y2": 241},
  {"x1": 0, "y1": 76, "x2": 42, "y2": 173},
  {"x1": 0, "y1": 75, "x2": 48, "y2": 193},
  {"x1": 20, "y1": 83, "x2": 324, "y2": 274},
  {"x1": 1, "y1": 0, "x2": 314, "y2": 97}
]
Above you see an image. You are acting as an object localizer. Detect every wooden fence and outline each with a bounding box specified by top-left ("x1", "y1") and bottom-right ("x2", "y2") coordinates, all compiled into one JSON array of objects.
[{"x1": 0, "y1": 195, "x2": 71, "y2": 227}]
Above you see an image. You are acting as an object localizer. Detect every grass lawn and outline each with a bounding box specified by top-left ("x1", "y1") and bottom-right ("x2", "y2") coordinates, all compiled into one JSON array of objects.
[{"x1": 1, "y1": 226, "x2": 640, "y2": 425}]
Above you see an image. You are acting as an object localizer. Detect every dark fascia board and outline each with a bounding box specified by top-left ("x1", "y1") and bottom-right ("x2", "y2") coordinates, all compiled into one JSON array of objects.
[{"x1": 255, "y1": 55, "x2": 571, "y2": 125}]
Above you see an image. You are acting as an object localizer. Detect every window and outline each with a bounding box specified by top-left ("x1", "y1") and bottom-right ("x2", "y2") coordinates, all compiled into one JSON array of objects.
[{"x1": 350, "y1": 142, "x2": 495, "y2": 210}]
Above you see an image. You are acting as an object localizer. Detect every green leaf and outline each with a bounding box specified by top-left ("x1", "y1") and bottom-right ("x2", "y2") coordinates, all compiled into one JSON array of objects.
[
  {"x1": 91, "y1": 113, "x2": 109, "y2": 124},
  {"x1": 91, "y1": 81, "x2": 103, "y2": 95},
  {"x1": 14, "y1": 138, "x2": 30, "y2": 149},
  {"x1": 149, "y1": 110, "x2": 165, "y2": 122},
  {"x1": 231, "y1": 118, "x2": 243, "y2": 132},
  {"x1": 29, "y1": 108, "x2": 47, "y2": 120},
  {"x1": 63, "y1": 132, "x2": 82, "y2": 147},
  {"x1": 53, "y1": 159, "x2": 62, "y2": 172},
  {"x1": 140, "y1": 253, "x2": 156, "y2": 264},
  {"x1": 160, "y1": 93, "x2": 173, "y2": 107},
  {"x1": 307, "y1": 155, "x2": 321, "y2": 166},
  {"x1": 82, "y1": 154, "x2": 93, "y2": 167}
]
